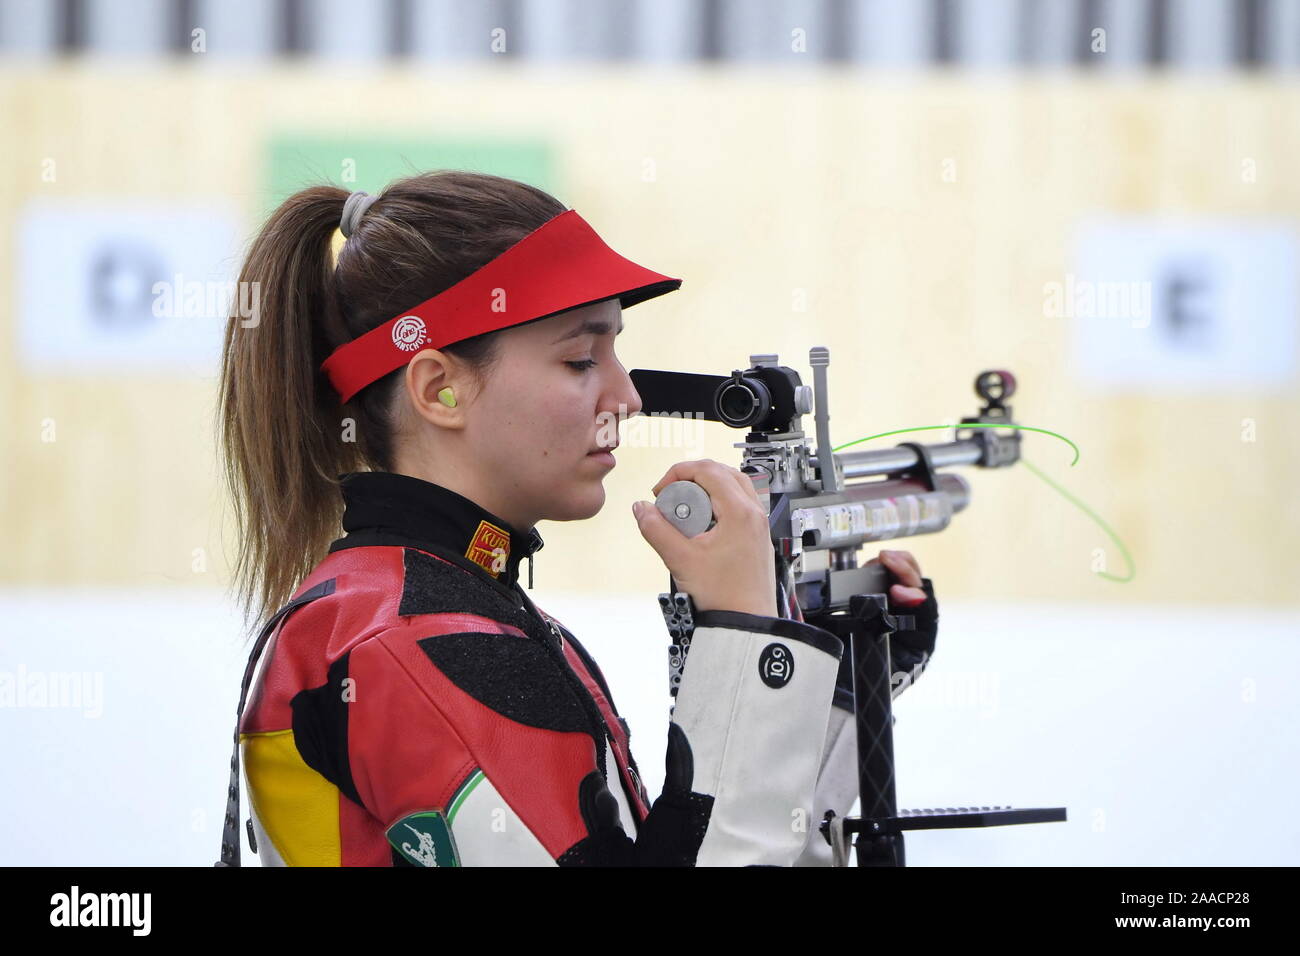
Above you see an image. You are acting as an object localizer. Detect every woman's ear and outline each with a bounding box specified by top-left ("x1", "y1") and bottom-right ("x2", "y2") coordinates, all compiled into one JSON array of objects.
[{"x1": 404, "y1": 349, "x2": 468, "y2": 429}]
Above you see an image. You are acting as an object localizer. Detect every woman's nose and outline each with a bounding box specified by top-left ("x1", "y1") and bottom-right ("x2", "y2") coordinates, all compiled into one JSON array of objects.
[{"x1": 607, "y1": 361, "x2": 643, "y2": 418}]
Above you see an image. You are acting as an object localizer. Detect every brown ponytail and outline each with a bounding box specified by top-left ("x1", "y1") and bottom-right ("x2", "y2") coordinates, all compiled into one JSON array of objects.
[{"x1": 217, "y1": 170, "x2": 566, "y2": 636}]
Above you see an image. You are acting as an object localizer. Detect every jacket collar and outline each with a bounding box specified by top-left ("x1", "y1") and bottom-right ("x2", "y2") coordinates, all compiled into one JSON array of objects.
[{"x1": 329, "y1": 471, "x2": 544, "y2": 590}]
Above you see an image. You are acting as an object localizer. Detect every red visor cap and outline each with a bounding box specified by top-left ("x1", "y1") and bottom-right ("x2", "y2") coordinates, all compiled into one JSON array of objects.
[{"x1": 320, "y1": 209, "x2": 681, "y2": 404}]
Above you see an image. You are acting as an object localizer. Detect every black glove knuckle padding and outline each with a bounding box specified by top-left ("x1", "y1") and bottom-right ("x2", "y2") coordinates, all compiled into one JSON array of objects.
[{"x1": 833, "y1": 576, "x2": 940, "y2": 707}]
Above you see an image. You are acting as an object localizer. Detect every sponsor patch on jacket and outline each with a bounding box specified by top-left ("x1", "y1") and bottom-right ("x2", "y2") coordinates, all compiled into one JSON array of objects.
[
  {"x1": 386, "y1": 810, "x2": 460, "y2": 866},
  {"x1": 465, "y1": 519, "x2": 510, "y2": 578}
]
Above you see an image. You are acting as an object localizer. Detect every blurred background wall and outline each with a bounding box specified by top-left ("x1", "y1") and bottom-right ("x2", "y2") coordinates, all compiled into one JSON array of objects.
[{"x1": 1, "y1": 0, "x2": 1296, "y2": 866}]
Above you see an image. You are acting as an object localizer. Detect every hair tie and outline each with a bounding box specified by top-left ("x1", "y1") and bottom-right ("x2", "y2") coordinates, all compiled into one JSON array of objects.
[{"x1": 340, "y1": 190, "x2": 380, "y2": 238}]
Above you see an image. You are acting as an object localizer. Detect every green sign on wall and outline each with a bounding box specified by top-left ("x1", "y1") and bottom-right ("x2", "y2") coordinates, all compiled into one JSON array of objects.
[{"x1": 264, "y1": 135, "x2": 555, "y2": 217}]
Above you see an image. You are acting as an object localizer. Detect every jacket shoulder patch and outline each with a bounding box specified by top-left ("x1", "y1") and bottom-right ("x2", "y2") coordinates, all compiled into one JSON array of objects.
[
  {"x1": 387, "y1": 810, "x2": 460, "y2": 867},
  {"x1": 399, "y1": 548, "x2": 531, "y2": 631},
  {"x1": 417, "y1": 632, "x2": 591, "y2": 733}
]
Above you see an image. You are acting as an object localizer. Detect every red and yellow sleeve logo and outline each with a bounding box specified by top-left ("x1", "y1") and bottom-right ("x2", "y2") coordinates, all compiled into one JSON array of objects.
[{"x1": 465, "y1": 520, "x2": 510, "y2": 578}]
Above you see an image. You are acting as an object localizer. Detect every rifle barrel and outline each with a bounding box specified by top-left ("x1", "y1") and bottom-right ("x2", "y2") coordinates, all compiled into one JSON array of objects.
[{"x1": 811, "y1": 439, "x2": 984, "y2": 480}]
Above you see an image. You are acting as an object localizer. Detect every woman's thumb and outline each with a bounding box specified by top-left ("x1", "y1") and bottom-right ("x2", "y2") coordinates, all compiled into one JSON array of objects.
[{"x1": 632, "y1": 500, "x2": 668, "y2": 549}]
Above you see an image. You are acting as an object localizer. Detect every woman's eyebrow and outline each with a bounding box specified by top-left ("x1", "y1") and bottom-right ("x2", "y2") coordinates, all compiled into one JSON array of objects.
[{"x1": 551, "y1": 317, "x2": 624, "y2": 343}]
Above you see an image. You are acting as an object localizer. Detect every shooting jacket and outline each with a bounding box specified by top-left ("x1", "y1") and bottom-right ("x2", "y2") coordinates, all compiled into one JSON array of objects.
[{"x1": 228, "y1": 469, "x2": 937, "y2": 866}]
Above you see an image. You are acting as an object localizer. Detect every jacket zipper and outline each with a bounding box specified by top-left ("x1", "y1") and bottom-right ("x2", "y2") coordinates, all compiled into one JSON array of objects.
[
  {"x1": 524, "y1": 598, "x2": 645, "y2": 816},
  {"x1": 513, "y1": 586, "x2": 642, "y2": 804},
  {"x1": 514, "y1": 580, "x2": 564, "y2": 654},
  {"x1": 549, "y1": 618, "x2": 565, "y2": 654}
]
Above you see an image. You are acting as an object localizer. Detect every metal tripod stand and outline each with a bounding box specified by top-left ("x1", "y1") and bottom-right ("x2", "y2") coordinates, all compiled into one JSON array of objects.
[{"x1": 810, "y1": 593, "x2": 1066, "y2": 867}]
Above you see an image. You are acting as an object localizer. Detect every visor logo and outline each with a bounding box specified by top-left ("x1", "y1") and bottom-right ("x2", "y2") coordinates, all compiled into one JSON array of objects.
[{"x1": 392, "y1": 315, "x2": 428, "y2": 352}]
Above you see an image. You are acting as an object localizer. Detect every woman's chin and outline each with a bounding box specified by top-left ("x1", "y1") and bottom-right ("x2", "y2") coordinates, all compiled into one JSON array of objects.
[{"x1": 555, "y1": 484, "x2": 606, "y2": 521}]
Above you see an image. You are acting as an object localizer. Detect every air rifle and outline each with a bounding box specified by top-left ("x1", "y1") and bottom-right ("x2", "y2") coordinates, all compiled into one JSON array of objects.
[{"x1": 630, "y1": 349, "x2": 1066, "y2": 867}]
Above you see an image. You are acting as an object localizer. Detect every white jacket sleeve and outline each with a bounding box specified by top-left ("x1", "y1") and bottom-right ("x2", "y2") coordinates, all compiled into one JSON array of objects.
[
  {"x1": 668, "y1": 608, "x2": 844, "y2": 866},
  {"x1": 791, "y1": 703, "x2": 860, "y2": 866}
]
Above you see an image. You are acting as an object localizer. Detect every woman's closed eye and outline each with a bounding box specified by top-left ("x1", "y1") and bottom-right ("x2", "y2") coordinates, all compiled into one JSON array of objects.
[{"x1": 565, "y1": 358, "x2": 598, "y2": 372}]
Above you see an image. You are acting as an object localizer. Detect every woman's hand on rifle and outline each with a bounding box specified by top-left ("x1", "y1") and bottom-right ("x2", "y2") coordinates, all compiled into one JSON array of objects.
[{"x1": 869, "y1": 549, "x2": 928, "y2": 608}]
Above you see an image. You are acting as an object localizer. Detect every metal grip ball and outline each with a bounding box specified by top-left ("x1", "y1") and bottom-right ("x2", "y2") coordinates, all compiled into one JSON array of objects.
[{"x1": 653, "y1": 480, "x2": 715, "y2": 537}]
